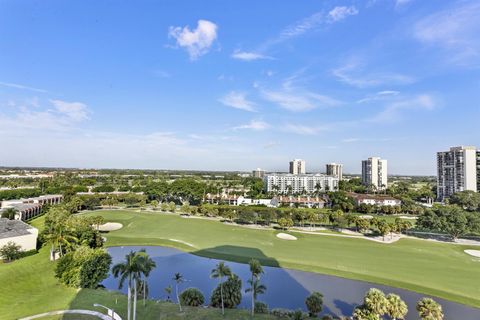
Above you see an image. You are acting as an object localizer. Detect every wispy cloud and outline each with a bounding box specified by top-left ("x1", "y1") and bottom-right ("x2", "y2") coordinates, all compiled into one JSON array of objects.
[
  {"x1": 0, "y1": 81, "x2": 47, "y2": 93},
  {"x1": 357, "y1": 90, "x2": 400, "y2": 103},
  {"x1": 50, "y1": 99, "x2": 90, "y2": 121},
  {"x1": 262, "y1": 89, "x2": 340, "y2": 112},
  {"x1": 231, "y1": 51, "x2": 273, "y2": 61},
  {"x1": 370, "y1": 94, "x2": 436, "y2": 122},
  {"x1": 168, "y1": 20, "x2": 218, "y2": 60},
  {"x1": 413, "y1": 1, "x2": 480, "y2": 66},
  {"x1": 328, "y1": 6, "x2": 359, "y2": 22},
  {"x1": 219, "y1": 91, "x2": 257, "y2": 112},
  {"x1": 234, "y1": 119, "x2": 270, "y2": 131},
  {"x1": 282, "y1": 124, "x2": 328, "y2": 135},
  {"x1": 332, "y1": 60, "x2": 415, "y2": 88}
]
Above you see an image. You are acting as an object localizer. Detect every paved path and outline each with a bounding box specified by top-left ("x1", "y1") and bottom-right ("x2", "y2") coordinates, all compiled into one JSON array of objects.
[{"x1": 19, "y1": 309, "x2": 116, "y2": 320}]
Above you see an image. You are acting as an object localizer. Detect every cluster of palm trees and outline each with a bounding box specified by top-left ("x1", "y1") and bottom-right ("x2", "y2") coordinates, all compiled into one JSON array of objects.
[{"x1": 112, "y1": 249, "x2": 156, "y2": 320}]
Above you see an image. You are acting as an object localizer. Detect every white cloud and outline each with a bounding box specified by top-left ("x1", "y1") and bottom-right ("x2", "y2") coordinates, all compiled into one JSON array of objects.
[
  {"x1": 332, "y1": 61, "x2": 415, "y2": 88},
  {"x1": 168, "y1": 20, "x2": 218, "y2": 60},
  {"x1": 370, "y1": 94, "x2": 436, "y2": 122},
  {"x1": 231, "y1": 51, "x2": 272, "y2": 61},
  {"x1": 50, "y1": 99, "x2": 90, "y2": 121},
  {"x1": 280, "y1": 12, "x2": 324, "y2": 38},
  {"x1": 262, "y1": 89, "x2": 340, "y2": 112},
  {"x1": 357, "y1": 90, "x2": 400, "y2": 103},
  {"x1": 0, "y1": 81, "x2": 47, "y2": 93},
  {"x1": 234, "y1": 120, "x2": 270, "y2": 131},
  {"x1": 283, "y1": 124, "x2": 328, "y2": 135},
  {"x1": 328, "y1": 6, "x2": 359, "y2": 22},
  {"x1": 413, "y1": 2, "x2": 480, "y2": 66},
  {"x1": 219, "y1": 91, "x2": 257, "y2": 112}
]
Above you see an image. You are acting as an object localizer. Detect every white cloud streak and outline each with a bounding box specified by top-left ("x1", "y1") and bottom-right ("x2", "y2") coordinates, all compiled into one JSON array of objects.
[
  {"x1": 234, "y1": 119, "x2": 270, "y2": 131},
  {"x1": 328, "y1": 6, "x2": 359, "y2": 22},
  {"x1": 231, "y1": 51, "x2": 272, "y2": 61},
  {"x1": 219, "y1": 91, "x2": 257, "y2": 112},
  {"x1": 0, "y1": 82, "x2": 47, "y2": 93}
]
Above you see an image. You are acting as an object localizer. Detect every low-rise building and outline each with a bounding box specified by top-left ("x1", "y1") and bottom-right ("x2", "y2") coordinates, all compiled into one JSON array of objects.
[
  {"x1": 0, "y1": 194, "x2": 63, "y2": 221},
  {"x1": 348, "y1": 193, "x2": 401, "y2": 207},
  {"x1": 0, "y1": 218, "x2": 38, "y2": 251},
  {"x1": 252, "y1": 168, "x2": 266, "y2": 178}
]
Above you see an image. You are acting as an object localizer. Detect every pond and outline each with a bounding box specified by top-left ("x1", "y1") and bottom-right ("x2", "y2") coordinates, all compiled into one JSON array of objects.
[{"x1": 102, "y1": 246, "x2": 480, "y2": 319}]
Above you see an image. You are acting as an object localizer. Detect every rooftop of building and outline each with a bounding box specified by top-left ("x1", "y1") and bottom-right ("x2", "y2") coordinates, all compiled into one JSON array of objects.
[{"x1": 0, "y1": 218, "x2": 35, "y2": 239}]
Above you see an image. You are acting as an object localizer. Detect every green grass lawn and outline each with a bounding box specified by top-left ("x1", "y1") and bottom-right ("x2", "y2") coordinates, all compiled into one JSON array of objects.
[
  {"x1": 2, "y1": 209, "x2": 480, "y2": 319},
  {"x1": 88, "y1": 210, "x2": 480, "y2": 308}
]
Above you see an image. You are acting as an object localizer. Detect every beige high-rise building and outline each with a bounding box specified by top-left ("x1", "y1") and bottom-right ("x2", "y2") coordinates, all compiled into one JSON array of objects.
[
  {"x1": 362, "y1": 157, "x2": 388, "y2": 190},
  {"x1": 437, "y1": 146, "x2": 479, "y2": 201},
  {"x1": 326, "y1": 163, "x2": 343, "y2": 180},
  {"x1": 252, "y1": 168, "x2": 266, "y2": 178},
  {"x1": 289, "y1": 159, "x2": 306, "y2": 175}
]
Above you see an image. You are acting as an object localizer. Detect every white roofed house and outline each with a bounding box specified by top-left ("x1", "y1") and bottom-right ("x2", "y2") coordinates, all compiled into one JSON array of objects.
[{"x1": 0, "y1": 218, "x2": 38, "y2": 252}]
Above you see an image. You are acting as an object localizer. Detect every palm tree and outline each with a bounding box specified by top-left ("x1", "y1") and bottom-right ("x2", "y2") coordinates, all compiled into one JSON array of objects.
[
  {"x1": 246, "y1": 259, "x2": 264, "y2": 316},
  {"x1": 137, "y1": 251, "x2": 156, "y2": 307},
  {"x1": 386, "y1": 293, "x2": 408, "y2": 320},
  {"x1": 131, "y1": 250, "x2": 156, "y2": 319},
  {"x1": 112, "y1": 251, "x2": 138, "y2": 320},
  {"x1": 173, "y1": 273, "x2": 184, "y2": 312},
  {"x1": 210, "y1": 261, "x2": 232, "y2": 315},
  {"x1": 416, "y1": 298, "x2": 443, "y2": 320}
]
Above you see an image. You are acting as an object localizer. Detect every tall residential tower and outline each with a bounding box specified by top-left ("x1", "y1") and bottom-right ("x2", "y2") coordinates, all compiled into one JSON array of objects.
[
  {"x1": 289, "y1": 159, "x2": 306, "y2": 175},
  {"x1": 361, "y1": 157, "x2": 388, "y2": 190},
  {"x1": 326, "y1": 163, "x2": 343, "y2": 181},
  {"x1": 437, "y1": 146, "x2": 479, "y2": 201}
]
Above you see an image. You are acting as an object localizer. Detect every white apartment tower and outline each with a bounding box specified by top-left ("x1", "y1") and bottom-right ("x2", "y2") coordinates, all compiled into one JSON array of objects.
[
  {"x1": 289, "y1": 159, "x2": 306, "y2": 175},
  {"x1": 362, "y1": 157, "x2": 388, "y2": 190},
  {"x1": 437, "y1": 146, "x2": 479, "y2": 201},
  {"x1": 326, "y1": 163, "x2": 343, "y2": 181},
  {"x1": 252, "y1": 168, "x2": 266, "y2": 178}
]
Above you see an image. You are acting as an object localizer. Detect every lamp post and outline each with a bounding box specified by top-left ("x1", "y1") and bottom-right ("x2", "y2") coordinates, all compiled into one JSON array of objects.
[{"x1": 93, "y1": 303, "x2": 118, "y2": 320}]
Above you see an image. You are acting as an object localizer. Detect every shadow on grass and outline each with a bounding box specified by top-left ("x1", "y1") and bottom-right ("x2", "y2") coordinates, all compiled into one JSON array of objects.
[{"x1": 64, "y1": 244, "x2": 355, "y2": 319}]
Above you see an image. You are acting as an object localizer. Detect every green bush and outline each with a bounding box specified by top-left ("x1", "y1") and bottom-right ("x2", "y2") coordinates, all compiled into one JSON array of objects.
[
  {"x1": 270, "y1": 308, "x2": 291, "y2": 318},
  {"x1": 254, "y1": 301, "x2": 268, "y2": 314},
  {"x1": 55, "y1": 246, "x2": 111, "y2": 288},
  {"x1": 0, "y1": 241, "x2": 23, "y2": 262},
  {"x1": 305, "y1": 291, "x2": 323, "y2": 317},
  {"x1": 179, "y1": 287, "x2": 205, "y2": 307},
  {"x1": 210, "y1": 274, "x2": 242, "y2": 309}
]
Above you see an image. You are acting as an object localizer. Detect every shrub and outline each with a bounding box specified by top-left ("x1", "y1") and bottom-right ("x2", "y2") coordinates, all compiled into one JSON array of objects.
[
  {"x1": 180, "y1": 287, "x2": 205, "y2": 307},
  {"x1": 305, "y1": 291, "x2": 323, "y2": 317},
  {"x1": 55, "y1": 246, "x2": 112, "y2": 288},
  {"x1": 271, "y1": 308, "x2": 292, "y2": 318},
  {"x1": 255, "y1": 301, "x2": 268, "y2": 314},
  {"x1": 0, "y1": 241, "x2": 23, "y2": 262},
  {"x1": 290, "y1": 309, "x2": 309, "y2": 320},
  {"x1": 210, "y1": 274, "x2": 242, "y2": 309}
]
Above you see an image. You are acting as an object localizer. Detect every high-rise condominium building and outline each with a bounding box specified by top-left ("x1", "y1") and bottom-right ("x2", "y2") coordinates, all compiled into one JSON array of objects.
[
  {"x1": 289, "y1": 159, "x2": 306, "y2": 175},
  {"x1": 437, "y1": 146, "x2": 479, "y2": 201},
  {"x1": 252, "y1": 168, "x2": 266, "y2": 178},
  {"x1": 326, "y1": 163, "x2": 343, "y2": 180},
  {"x1": 361, "y1": 157, "x2": 388, "y2": 190}
]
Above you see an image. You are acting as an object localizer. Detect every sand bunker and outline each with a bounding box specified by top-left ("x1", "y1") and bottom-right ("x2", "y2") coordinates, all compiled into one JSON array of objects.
[
  {"x1": 276, "y1": 233, "x2": 297, "y2": 240},
  {"x1": 464, "y1": 250, "x2": 480, "y2": 258},
  {"x1": 98, "y1": 222, "x2": 123, "y2": 231}
]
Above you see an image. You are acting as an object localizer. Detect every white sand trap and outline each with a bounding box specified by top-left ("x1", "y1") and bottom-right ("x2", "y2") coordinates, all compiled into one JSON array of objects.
[
  {"x1": 399, "y1": 215, "x2": 418, "y2": 220},
  {"x1": 359, "y1": 215, "x2": 373, "y2": 219},
  {"x1": 98, "y1": 222, "x2": 123, "y2": 231},
  {"x1": 276, "y1": 233, "x2": 297, "y2": 240},
  {"x1": 464, "y1": 250, "x2": 480, "y2": 257}
]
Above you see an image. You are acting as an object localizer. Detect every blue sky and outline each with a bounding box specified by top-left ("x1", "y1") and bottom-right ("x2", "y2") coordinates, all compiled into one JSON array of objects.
[{"x1": 1, "y1": 0, "x2": 479, "y2": 175}]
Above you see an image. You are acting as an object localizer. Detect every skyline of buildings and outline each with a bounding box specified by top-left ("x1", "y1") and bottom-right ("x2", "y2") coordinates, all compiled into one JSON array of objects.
[
  {"x1": 326, "y1": 163, "x2": 343, "y2": 181},
  {"x1": 437, "y1": 146, "x2": 480, "y2": 201}
]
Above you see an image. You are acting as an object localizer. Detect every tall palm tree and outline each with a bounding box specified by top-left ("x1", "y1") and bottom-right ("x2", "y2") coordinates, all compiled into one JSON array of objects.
[
  {"x1": 173, "y1": 273, "x2": 184, "y2": 312},
  {"x1": 137, "y1": 251, "x2": 156, "y2": 307},
  {"x1": 112, "y1": 251, "x2": 138, "y2": 320},
  {"x1": 386, "y1": 293, "x2": 408, "y2": 320},
  {"x1": 246, "y1": 259, "x2": 264, "y2": 316},
  {"x1": 245, "y1": 278, "x2": 266, "y2": 316},
  {"x1": 210, "y1": 261, "x2": 232, "y2": 315},
  {"x1": 416, "y1": 298, "x2": 444, "y2": 320},
  {"x1": 131, "y1": 250, "x2": 156, "y2": 320}
]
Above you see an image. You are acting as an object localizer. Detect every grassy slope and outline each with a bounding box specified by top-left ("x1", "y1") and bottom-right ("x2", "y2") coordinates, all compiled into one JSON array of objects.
[{"x1": 88, "y1": 210, "x2": 480, "y2": 307}]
